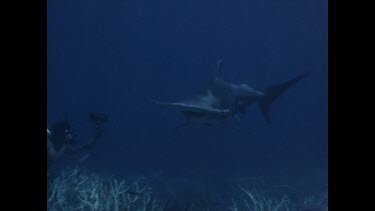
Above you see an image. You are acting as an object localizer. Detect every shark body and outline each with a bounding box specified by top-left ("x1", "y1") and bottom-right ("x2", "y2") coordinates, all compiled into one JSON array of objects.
[{"x1": 153, "y1": 60, "x2": 309, "y2": 127}]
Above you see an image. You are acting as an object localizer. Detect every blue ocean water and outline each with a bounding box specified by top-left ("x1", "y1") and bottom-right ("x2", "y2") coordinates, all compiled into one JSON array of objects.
[{"x1": 47, "y1": 0, "x2": 327, "y2": 210}]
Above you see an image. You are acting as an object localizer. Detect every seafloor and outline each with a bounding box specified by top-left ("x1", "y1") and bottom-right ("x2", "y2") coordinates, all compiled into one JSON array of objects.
[{"x1": 47, "y1": 167, "x2": 327, "y2": 211}]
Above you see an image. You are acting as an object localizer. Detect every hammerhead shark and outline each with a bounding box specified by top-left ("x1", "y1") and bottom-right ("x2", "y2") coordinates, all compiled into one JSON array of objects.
[{"x1": 153, "y1": 60, "x2": 309, "y2": 128}]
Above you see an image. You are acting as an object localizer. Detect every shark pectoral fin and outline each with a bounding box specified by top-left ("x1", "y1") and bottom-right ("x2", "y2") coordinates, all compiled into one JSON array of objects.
[
  {"x1": 151, "y1": 100, "x2": 183, "y2": 109},
  {"x1": 154, "y1": 100, "x2": 231, "y2": 115},
  {"x1": 151, "y1": 100, "x2": 169, "y2": 106}
]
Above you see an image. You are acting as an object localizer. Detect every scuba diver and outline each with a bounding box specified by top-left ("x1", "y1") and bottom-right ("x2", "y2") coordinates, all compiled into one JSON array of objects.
[{"x1": 47, "y1": 112, "x2": 108, "y2": 165}]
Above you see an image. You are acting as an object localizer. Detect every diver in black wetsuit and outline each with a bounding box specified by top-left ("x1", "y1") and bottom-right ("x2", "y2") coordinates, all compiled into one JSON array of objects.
[{"x1": 47, "y1": 112, "x2": 108, "y2": 165}]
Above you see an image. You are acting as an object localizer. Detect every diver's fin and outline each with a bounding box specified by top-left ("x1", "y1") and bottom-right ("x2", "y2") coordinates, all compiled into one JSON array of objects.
[{"x1": 258, "y1": 72, "x2": 310, "y2": 124}]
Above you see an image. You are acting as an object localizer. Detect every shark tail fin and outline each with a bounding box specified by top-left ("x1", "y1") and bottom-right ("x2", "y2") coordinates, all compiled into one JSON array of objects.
[{"x1": 258, "y1": 72, "x2": 310, "y2": 124}]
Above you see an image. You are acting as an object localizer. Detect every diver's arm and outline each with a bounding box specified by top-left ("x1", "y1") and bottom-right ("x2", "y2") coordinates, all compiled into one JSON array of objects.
[
  {"x1": 66, "y1": 126, "x2": 103, "y2": 154},
  {"x1": 47, "y1": 138, "x2": 67, "y2": 161},
  {"x1": 65, "y1": 138, "x2": 96, "y2": 154},
  {"x1": 65, "y1": 122, "x2": 105, "y2": 154}
]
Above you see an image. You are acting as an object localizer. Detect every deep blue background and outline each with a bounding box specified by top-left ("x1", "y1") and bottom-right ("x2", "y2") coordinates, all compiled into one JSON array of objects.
[{"x1": 48, "y1": 0, "x2": 327, "y2": 192}]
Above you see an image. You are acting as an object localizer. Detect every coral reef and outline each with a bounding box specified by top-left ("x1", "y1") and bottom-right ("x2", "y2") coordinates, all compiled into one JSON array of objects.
[
  {"x1": 229, "y1": 186, "x2": 328, "y2": 211},
  {"x1": 230, "y1": 187, "x2": 290, "y2": 211},
  {"x1": 47, "y1": 167, "x2": 165, "y2": 211},
  {"x1": 47, "y1": 167, "x2": 327, "y2": 211}
]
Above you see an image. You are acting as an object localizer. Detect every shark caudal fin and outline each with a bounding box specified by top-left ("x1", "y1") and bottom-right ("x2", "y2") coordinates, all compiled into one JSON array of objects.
[{"x1": 258, "y1": 72, "x2": 310, "y2": 124}]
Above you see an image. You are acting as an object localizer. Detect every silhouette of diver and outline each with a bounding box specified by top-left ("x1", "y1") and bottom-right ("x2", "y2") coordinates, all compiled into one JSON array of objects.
[{"x1": 47, "y1": 112, "x2": 108, "y2": 165}]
